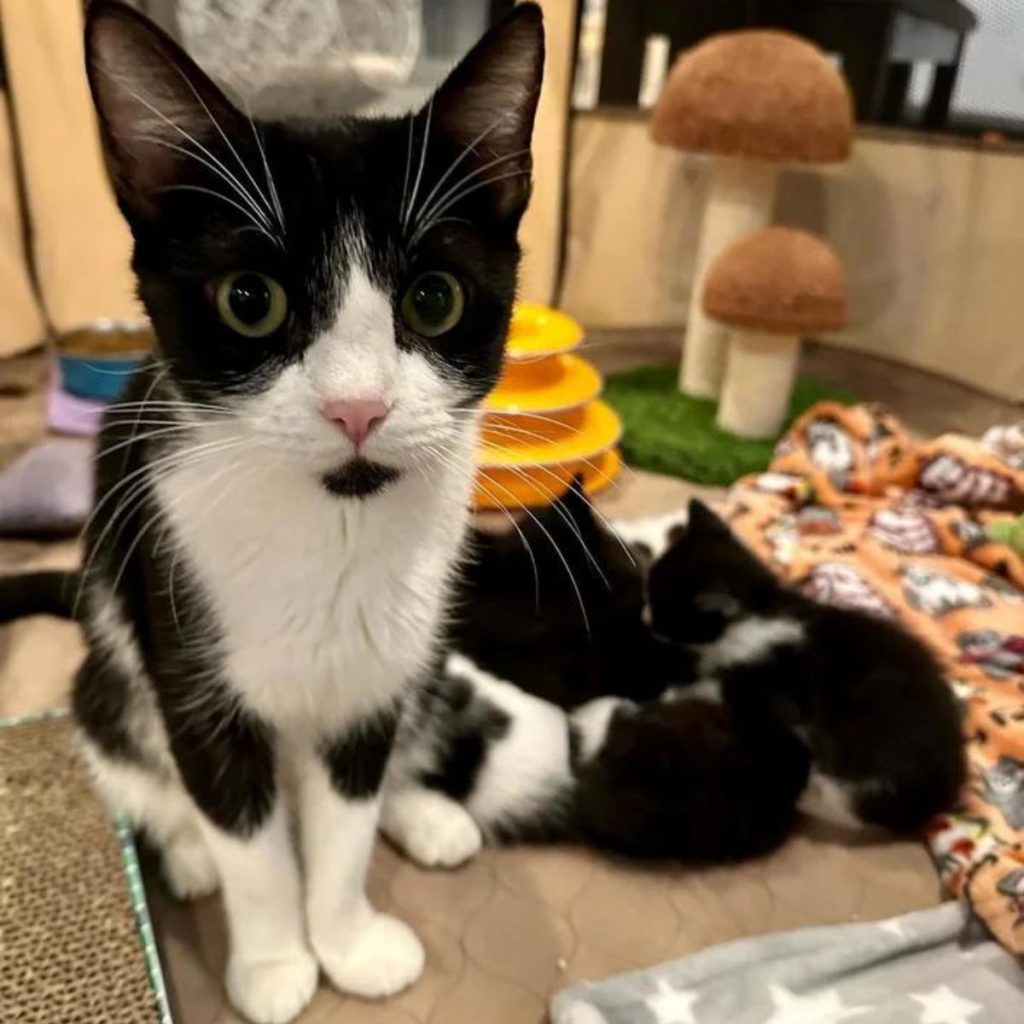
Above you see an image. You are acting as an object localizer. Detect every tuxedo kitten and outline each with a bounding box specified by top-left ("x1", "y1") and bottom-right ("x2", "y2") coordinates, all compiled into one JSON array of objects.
[
  {"x1": 647, "y1": 500, "x2": 966, "y2": 832},
  {"x1": 453, "y1": 478, "x2": 693, "y2": 708},
  {"x1": 383, "y1": 653, "x2": 810, "y2": 867},
  {"x1": 53, "y1": 4, "x2": 543, "y2": 1022}
]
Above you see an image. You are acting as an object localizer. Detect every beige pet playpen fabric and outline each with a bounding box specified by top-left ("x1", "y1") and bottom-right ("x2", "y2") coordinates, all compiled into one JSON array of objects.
[
  {"x1": 0, "y1": 0, "x2": 140, "y2": 334},
  {"x1": 562, "y1": 114, "x2": 1024, "y2": 403},
  {"x1": 0, "y1": 87, "x2": 45, "y2": 356}
]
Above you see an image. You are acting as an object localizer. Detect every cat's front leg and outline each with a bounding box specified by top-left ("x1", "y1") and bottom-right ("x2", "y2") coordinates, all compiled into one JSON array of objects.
[
  {"x1": 299, "y1": 705, "x2": 425, "y2": 999},
  {"x1": 168, "y1": 707, "x2": 317, "y2": 1024}
]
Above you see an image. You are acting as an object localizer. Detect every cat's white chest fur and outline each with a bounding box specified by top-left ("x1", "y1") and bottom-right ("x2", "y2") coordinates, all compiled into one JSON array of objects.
[{"x1": 157, "y1": 445, "x2": 472, "y2": 733}]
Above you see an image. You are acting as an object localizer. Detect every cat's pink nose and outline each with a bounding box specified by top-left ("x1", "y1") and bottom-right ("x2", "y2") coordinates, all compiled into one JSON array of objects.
[{"x1": 320, "y1": 398, "x2": 390, "y2": 446}]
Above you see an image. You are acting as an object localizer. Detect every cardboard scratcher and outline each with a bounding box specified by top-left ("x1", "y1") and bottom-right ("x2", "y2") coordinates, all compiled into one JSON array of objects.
[{"x1": 0, "y1": 712, "x2": 171, "y2": 1023}]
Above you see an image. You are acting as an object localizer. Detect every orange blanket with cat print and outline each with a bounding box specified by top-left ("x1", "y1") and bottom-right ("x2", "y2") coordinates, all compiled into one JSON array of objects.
[{"x1": 721, "y1": 404, "x2": 1024, "y2": 953}]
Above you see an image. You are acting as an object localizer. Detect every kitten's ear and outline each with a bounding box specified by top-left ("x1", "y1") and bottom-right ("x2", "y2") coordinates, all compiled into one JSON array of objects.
[
  {"x1": 85, "y1": 0, "x2": 247, "y2": 221},
  {"x1": 687, "y1": 500, "x2": 731, "y2": 538},
  {"x1": 428, "y1": 3, "x2": 544, "y2": 222},
  {"x1": 560, "y1": 475, "x2": 599, "y2": 531}
]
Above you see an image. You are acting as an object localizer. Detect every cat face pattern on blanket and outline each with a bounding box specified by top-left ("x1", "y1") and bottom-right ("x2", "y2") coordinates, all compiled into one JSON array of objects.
[
  {"x1": 72, "y1": 4, "x2": 543, "y2": 1022},
  {"x1": 722, "y1": 402, "x2": 1024, "y2": 955}
]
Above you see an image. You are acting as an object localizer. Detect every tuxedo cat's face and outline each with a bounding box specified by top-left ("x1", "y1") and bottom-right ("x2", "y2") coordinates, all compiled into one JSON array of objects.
[
  {"x1": 86, "y1": 1, "x2": 543, "y2": 497},
  {"x1": 647, "y1": 500, "x2": 781, "y2": 645}
]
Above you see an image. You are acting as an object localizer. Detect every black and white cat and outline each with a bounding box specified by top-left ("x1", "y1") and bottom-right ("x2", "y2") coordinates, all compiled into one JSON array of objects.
[
  {"x1": 61, "y1": 4, "x2": 543, "y2": 1022},
  {"x1": 647, "y1": 500, "x2": 967, "y2": 833}
]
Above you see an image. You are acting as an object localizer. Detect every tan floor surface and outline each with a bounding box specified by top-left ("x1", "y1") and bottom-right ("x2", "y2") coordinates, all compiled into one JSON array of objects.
[{"x1": 0, "y1": 346, "x2": 950, "y2": 1023}]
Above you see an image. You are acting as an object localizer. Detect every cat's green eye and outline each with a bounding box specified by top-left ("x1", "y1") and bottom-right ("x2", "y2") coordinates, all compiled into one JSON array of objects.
[
  {"x1": 400, "y1": 271, "x2": 465, "y2": 338},
  {"x1": 215, "y1": 271, "x2": 288, "y2": 338}
]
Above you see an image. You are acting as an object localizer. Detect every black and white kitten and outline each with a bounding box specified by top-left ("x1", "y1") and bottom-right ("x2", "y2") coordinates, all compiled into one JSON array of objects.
[
  {"x1": 648, "y1": 500, "x2": 967, "y2": 832},
  {"x1": 65, "y1": 4, "x2": 542, "y2": 1022},
  {"x1": 382, "y1": 651, "x2": 810, "y2": 867}
]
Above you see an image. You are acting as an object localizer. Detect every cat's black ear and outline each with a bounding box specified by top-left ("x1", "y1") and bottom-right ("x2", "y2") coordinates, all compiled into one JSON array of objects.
[
  {"x1": 85, "y1": 0, "x2": 249, "y2": 221},
  {"x1": 561, "y1": 475, "x2": 597, "y2": 529},
  {"x1": 687, "y1": 500, "x2": 730, "y2": 538},
  {"x1": 427, "y1": 3, "x2": 544, "y2": 222}
]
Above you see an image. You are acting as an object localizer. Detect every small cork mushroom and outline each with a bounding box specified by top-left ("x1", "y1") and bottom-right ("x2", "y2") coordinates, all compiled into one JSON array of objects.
[
  {"x1": 703, "y1": 226, "x2": 847, "y2": 439},
  {"x1": 651, "y1": 30, "x2": 852, "y2": 399}
]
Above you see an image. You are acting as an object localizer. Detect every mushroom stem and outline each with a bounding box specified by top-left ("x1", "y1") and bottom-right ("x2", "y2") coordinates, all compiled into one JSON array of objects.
[
  {"x1": 681, "y1": 157, "x2": 778, "y2": 398},
  {"x1": 716, "y1": 328, "x2": 798, "y2": 439}
]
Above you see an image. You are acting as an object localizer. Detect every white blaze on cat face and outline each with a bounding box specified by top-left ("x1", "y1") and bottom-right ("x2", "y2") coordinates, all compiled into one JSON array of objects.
[{"x1": 239, "y1": 226, "x2": 469, "y2": 474}]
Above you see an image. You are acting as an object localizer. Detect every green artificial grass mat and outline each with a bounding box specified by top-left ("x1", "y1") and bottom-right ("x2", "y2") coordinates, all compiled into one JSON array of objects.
[{"x1": 603, "y1": 365, "x2": 855, "y2": 486}]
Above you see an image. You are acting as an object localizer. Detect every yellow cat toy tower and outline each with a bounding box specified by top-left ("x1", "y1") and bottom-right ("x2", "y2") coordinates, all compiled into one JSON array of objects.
[{"x1": 473, "y1": 303, "x2": 622, "y2": 510}]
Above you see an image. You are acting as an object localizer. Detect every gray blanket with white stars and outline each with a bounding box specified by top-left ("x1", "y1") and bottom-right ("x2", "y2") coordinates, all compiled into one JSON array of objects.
[{"x1": 552, "y1": 903, "x2": 1023, "y2": 1023}]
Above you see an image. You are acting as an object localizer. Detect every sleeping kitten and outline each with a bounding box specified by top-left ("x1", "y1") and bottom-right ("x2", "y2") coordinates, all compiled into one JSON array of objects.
[
  {"x1": 647, "y1": 500, "x2": 966, "y2": 832},
  {"x1": 64, "y1": 5, "x2": 543, "y2": 1022},
  {"x1": 453, "y1": 477, "x2": 693, "y2": 707},
  {"x1": 382, "y1": 652, "x2": 810, "y2": 866}
]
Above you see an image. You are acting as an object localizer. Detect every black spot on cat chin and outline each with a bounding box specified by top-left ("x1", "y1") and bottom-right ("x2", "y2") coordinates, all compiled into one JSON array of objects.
[{"x1": 321, "y1": 458, "x2": 401, "y2": 499}]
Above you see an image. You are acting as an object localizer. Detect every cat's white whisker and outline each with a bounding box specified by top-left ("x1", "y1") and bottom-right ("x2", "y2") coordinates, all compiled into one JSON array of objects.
[
  {"x1": 399, "y1": 112, "x2": 415, "y2": 227},
  {"x1": 403, "y1": 97, "x2": 433, "y2": 234},
  {"x1": 165, "y1": 61, "x2": 279, "y2": 227},
  {"x1": 75, "y1": 435, "x2": 251, "y2": 615},
  {"x1": 411, "y1": 168, "x2": 531, "y2": 245},
  {"x1": 414, "y1": 147, "x2": 530, "y2": 237},
  {"x1": 484, "y1": 462, "x2": 611, "y2": 589},
  {"x1": 409, "y1": 112, "x2": 515, "y2": 232},
  {"x1": 138, "y1": 134, "x2": 273, "y2": 232},
  {"x1": 160, "y1": 185, "x2": 281, "y2": 246}
]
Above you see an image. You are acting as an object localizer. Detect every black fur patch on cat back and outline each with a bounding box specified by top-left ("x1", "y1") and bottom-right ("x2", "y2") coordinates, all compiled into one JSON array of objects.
[
  {"x1": 414, "y1": 671, "x2": 511, "y2": 801},
  {"x1": 648, "y1": 500, "x2": 967, "y2": 832},
  {"x1": 321, "y1": 459, "x2": 401, "y2": 499},
  {"x1": 322, "y1": 705, "x2": 400, "y2": 800},
  {"x1": 453, "y1": 479, "x2": 695, "y2": 708},
  {"x1": 575, "y1": 699, "x2": 811, "y2": 861}
]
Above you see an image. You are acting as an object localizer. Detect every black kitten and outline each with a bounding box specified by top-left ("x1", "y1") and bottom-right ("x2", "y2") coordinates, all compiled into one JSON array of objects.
[
  {"x1": 452, "y1": 478, "x2": 694, "y2": 707},
  {"x1": 648, "y1": 500, "x2": 967, "y2": 832}
]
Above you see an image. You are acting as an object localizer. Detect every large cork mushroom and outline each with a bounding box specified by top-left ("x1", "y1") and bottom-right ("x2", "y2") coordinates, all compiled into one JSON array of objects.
[
  {"x1": 704, "y1": 226, "x2": 847, "y2": 439},
  {"x1": 651, "y1": 30, "x2": 852, "y2": 398}
]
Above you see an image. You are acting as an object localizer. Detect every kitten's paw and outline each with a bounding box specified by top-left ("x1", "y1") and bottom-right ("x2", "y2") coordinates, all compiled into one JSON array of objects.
[
  {"x1": 225, "y1": 949, "x2": 318, "y2": 1024},
  {"x1": 317, "y1": 913, "x2": 425, "y2": 999},
  {"x1": 402, "y1": 803, "x2": 483, "y2": 869},
  {"x1": 382, "y1": 789, "x2": 483, "y2": 869},
  {"x1": 162, "y1": 828, "x2": 219, "y2": 899}
]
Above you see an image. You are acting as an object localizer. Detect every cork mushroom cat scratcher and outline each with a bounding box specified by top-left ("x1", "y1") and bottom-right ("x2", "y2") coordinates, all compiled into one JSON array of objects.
[{"x1": 0, "y1": 712, "x2": 171, "y2": 1024}]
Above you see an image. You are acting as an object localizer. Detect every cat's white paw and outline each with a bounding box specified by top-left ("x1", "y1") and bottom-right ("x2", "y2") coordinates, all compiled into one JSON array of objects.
[
  {"x1": 162, "y1": 828, "x2": 219, "y2": 899},
  {"x1": 317, "y1": 913, "x2": 425, "y2": 999},
  {"x1": 381, "y1": 788, "x2": 483, "y2": 868},
  {"x1": 225, "y1": 949, "x2": 318, "y2": 1024},
  {"x1": 402, "y1": 802, "x2": 483, "y2": 868}
]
